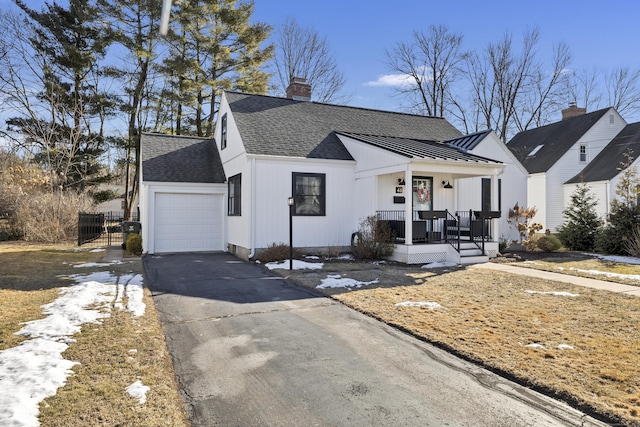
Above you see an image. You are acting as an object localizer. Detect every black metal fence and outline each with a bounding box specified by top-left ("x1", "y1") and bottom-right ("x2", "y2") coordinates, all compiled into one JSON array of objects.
[{"x1": 78, "y1": 211, "x2": 139, "y2": 247}]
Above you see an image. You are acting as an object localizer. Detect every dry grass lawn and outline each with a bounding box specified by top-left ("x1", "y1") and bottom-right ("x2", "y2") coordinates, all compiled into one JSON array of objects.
[
  {"x1": 278, "y1": 256, "x2": 640, "y2": 427},
  {"x1": 0, "y1": 243, "x2": 189, "y2": 426}
]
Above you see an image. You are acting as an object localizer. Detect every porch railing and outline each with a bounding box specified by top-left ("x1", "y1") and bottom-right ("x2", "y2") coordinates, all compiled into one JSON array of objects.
[{"x1": 376, "y1": 209, "x2": 499, "y2": 254}]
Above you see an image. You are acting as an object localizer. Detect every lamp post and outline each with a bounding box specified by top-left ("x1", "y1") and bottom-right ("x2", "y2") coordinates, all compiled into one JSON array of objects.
[{"x1": 288, "y1": 196, "x2": 294, "y2": 270}]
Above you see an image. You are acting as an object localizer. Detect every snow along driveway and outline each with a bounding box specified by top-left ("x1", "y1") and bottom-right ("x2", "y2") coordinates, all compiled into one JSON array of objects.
[{"x1": 0, "y1": 253, "x2": 146, "y2": 427}]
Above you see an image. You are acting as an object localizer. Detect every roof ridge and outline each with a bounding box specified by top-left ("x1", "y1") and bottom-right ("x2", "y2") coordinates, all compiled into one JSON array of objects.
[
  {"x1": 511, "y1": 107, "x2": 612, "y2": 138},
  {"x1": 141, "y1": 131, "x2": 213, "y2": 141},
  {"x1": 224, "y1": 90, "x2": 449, "y2": 120}
]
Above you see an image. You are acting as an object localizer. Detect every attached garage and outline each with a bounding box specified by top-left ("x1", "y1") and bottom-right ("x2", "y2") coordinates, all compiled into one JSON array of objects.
[
  {"x1": 154, "y1": 193, "x2": 224, "y2": 253},
  {"x1": 139, "y1": 133, "x2": 227, "y2": 255}
]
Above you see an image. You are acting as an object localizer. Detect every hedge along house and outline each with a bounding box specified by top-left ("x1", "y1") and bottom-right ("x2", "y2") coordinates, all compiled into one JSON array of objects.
[{"x1": 211, "y1": 79, "x2": 505, "y2": 264}]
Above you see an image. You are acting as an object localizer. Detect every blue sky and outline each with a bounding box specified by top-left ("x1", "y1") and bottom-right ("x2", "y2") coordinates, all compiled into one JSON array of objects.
[
  {"x1": 252, "y1": 0, "x2": 640, "y2": 116},
  {"x1": 5, "y1": 0, "x2": 640, "y2": 120}
]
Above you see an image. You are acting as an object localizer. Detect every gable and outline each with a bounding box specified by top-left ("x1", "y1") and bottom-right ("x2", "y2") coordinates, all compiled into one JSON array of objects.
[
  {"x1": 566, "y1": 122, "x2": 640, "y2": 183},
  {"x1": 507, "y1": 108, "x2": 610, "y2": 173},
  {"x1": 223, "y1": 91, "x2": 462, "y2": 160},
  {"x1": 141, "y1": 133, "x2": 226, "y2": 183}
]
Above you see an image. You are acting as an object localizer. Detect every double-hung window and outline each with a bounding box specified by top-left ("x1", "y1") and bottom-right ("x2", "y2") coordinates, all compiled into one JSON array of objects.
[
  {"x1": 579, "y1": 144, "x2": 587, "y2": 163},
  {"x1": 228, "y1": 174, "x2": 241, "y2": 215},
  {"x1": 292, "y1": 172, "x2": 325, "y2": 216}
]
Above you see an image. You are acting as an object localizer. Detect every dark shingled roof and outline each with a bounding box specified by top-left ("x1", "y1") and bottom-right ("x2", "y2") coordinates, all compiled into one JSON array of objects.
[
  {"x1": 141, "y1": 133, "x2": 225, "y2": 183},
  {"x1": 444, "y1": 130, "x2": 492, "y2": 151},
  {"x1": 338, "y1": 132, "x2": 502, "y2": 164},
  {"x1": 225, "y1": 91, "x2": 462, "y2": 159},
  {"x1": 566, "y1": 122, "x2": 640, "y2": 183},
  {"x1": 507, "y1": 108, "x2": 610, "y2": 174}
]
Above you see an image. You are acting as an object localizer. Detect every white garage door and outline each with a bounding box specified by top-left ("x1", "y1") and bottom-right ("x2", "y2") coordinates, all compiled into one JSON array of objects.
[{"x1": 154, "y1": 193, "x2": 223, "y2": 253}]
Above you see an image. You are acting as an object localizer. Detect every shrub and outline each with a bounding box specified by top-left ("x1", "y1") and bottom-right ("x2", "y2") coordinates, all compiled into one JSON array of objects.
[
  {"x1": 624, "y1": 227, "x2": 640, "y2": 258},
  {"x1": 557, "y1": 183, "x2": 602, "y2": 251},
  {"x1": 352, "y1": 215, "x2": 395, "y2": 260},
  {"x1": 536, "y1": 235, "x2": 562, "y2": 252},
  {"x1": 125, "y1": 233, "x2": 143, "y2": 256},
  {"x1": 256, "y1": 242, "x2": 303, "y2": 264},
  {"x1": 13, "y1": 191, "x2": 94, "y2": 243},
  {"x1": 507, "y1": 203, "x2": 543, "y2": 250}
]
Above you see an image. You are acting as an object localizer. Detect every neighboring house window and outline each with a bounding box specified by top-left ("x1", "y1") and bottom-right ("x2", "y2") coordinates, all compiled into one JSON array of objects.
[
  {"x1": 579, "y1": 144, "x2": 587, "y2": 163},
  {"x1": 228, "y1": 174, "x2": 241, "y2": 215},
  {"x1": 292, "y1": 172, "x2": 325, "y2": 216},
  {"x1": 221, "y1": 113, "x2": 228, "y2": 149},
  {"x1": 481, "y1": 178, "x2": 501, "y2": 212}
]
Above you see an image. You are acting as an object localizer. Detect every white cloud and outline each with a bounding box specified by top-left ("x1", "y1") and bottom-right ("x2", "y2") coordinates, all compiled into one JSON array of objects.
[{"x1": 364, "y1": 73, "x2": 415, "y2": 87}]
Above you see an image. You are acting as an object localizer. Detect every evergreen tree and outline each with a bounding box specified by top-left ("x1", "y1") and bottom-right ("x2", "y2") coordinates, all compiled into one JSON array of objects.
[
  {"x1": 595, "y1": 150, "x2": 640, "y2": 254},
  {"x1": 159, "y1": 0, "x2": 273, "y2": 136},
  {"x1": 557, "y1": 182, "x2": 601, "y2": 251},
  {"x1": 11, "y1": 0, "x2": 116, "y2": 191}
]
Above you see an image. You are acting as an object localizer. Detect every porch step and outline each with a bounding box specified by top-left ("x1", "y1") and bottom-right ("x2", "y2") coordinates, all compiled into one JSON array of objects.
[{"x1": 458, "y1": 243, "x2": 489, "y2": 265}]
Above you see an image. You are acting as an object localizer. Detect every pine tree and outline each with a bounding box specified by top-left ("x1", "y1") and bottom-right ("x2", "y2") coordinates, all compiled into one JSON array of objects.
[
  {"x1": 595, "y1": 150, "x2": 640, "y2": 254},
  {"x1": 159, "y1": 0, "x2": 273, "y2": 136},
  {"x1": 557, "y1": 182, "x2": 601, "y2": 251}
]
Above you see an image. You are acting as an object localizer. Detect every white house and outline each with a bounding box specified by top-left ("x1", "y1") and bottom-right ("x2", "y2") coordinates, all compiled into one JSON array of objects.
[
  {"x1": 563, "y1": 122, "x2": 640, "y2": 221},
  {"x1": 140, "y1": 80, "x2": 508, "y2": 264},
  {"x1": 507, "y1": 105, "x2": 626, "y2": 232}
]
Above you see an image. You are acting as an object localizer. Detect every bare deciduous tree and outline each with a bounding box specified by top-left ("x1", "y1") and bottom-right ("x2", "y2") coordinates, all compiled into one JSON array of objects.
[
  {"x1": 464, "y1": 27, "x2": 571, "y2": 142},
  {"x1": 606, "y1": 66, "x2": 640, "y2": 118},
  {"x1": 385, "y1": 25, "x2": 465, "y2": 117},
  {"x1": 273, "y1": 17, "x2": 347, "y2": 103}
]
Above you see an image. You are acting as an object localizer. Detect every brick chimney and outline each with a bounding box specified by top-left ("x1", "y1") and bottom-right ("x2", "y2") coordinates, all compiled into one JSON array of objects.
[
  {"x1": 562, "y1": 102, "x2": 586, "y2": 120},
  {"x1": 286, "y1": 77, "x2": 312, "y2": 101}
]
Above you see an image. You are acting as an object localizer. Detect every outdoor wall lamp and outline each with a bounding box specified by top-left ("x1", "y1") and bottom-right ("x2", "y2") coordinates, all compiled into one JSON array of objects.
[
  {"x1": 288, "y1": 196, "x2": 294, "y2": 270},
  {"x1": 442, "y1": 180, "x2": 453, "y2": 189}
]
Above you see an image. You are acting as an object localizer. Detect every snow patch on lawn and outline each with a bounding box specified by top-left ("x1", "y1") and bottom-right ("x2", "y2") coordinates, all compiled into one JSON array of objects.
[
  {"x1": 317, "y1": 274, "x2": 379, "y2": 289},
  {"x1": 588, "y1": 253, "x2": 640, "y2": 265},
  {"x1": 265, "y1": 260, "x2": 324, "y2": 270},
  {"x1": 525, "y1": 290, "x2": 579, "y2": 297},
  {"x1": 126, "y1": 380, "x2": 150, "y2": 404},
  {"x1": 73, "y1": 260, "x2": 122, "y2": 268},
  {"x1": 395, "y1": 301, "x2": 442, "y2": 310},
  {"x1": 0, "y1": 269, "x2": 146, "y2": 426}
]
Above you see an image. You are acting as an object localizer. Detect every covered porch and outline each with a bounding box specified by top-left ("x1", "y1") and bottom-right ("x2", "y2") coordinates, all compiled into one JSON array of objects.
[
  {"x1": 337, "y1": 132, "x2": 506, "y2": 264},
  {"x1": 369, "y1": 165, "x2": 504, "y2": 265},
  {"x1": 377, "y1": 208, "x2": 500, "y2": 264}
]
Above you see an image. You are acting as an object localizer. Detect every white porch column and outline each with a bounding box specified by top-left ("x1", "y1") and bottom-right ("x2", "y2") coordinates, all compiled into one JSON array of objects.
[{"x1": 404, "y1": 169, "x2": 412, "y2": 245}]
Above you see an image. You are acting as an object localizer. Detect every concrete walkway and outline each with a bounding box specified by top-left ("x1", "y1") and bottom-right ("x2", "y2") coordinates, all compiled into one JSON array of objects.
[{"x1": 471, "y1": 262, "x2": 640, "y2": 297}]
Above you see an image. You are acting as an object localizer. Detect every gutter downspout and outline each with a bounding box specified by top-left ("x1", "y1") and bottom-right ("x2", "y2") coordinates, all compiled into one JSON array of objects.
[{"x1": 248, "y1": 157, "x2": 256, "y2": 259}]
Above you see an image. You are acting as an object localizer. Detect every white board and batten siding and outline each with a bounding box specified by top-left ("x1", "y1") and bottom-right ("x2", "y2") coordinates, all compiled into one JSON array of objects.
[
  {"x1": 251, "y1": 157, "x2": 357, "y2": 251},
  {"x1": 140, "y1": 182, "x2": 227, "y2": 254}
]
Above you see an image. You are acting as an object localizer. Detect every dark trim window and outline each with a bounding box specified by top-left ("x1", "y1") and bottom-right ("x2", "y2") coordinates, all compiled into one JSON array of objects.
[
  {"x1": 579, "y1": 144, "x2": 587, "y2": 162},
  {"x1": 221, "y1": 113, "x2": 228, "y2": 149},
  {"x1": 228, "y1": 173, "x2": 241, "y2": 215},
  {"x1": 292, "y1": 172, "x2": 325, "y2": 216}
]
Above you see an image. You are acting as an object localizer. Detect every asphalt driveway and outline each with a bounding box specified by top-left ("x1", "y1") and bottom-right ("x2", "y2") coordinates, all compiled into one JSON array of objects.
[{"x1": 144, "y1": 252, "x2": 607, "y2": 427}]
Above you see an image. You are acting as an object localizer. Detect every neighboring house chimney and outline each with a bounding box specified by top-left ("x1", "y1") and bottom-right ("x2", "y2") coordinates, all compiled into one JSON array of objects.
[
  {"x1": 286, "y1": 77, "x2": 312, "y2": 101},
  {"x1": 561, "y1": 102, "x2": 586, "y2": 120}
]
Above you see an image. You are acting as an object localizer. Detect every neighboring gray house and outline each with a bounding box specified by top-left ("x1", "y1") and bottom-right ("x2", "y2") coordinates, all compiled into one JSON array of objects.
[{"x1": 140, "y1": 81, "x2": 507, "y2": 264}]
